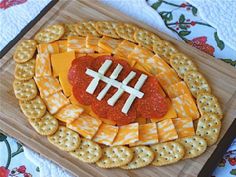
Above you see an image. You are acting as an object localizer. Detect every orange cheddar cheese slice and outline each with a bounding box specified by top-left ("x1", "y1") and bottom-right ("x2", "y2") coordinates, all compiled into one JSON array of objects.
[
  {"x1": 67, "y1": 114, "x2": 102, "y2": 139},
  {"x1": 69, "y1": 95, "x2": 91, "y2": 114},
  {"x1": 44, "y1": 91, "x2": 70, "y2": 114},
  {"x1": 58, "y1": 40, "x2": 67, "y2": 53},
  {"x1": 136, "y1": 117, "x2": 146, "y2": 125},
  {"x1": 157, "y1": 119, "x2": 178, "y2": 142},
  {"x1": 114, "y1": 40, "x2": 137, "y2": 57},
  {"x1": 89, "y1": 110, "x2": 116, "y2": 125},
  {"x1": 172, "y1": 117, "x2": 195, "y2": 138},
  {"x1": 38, "y1": 42, "x2": 59, "y2": 54},
  {"x1": 128, "y1": 45, "x2": 154, "y2": 64},
  {"x1": 59, "y1": 72, "x2": 72, "y2": 97},
  {"x1": 34, "y1": 76, "x2": 62, "y2": 98},
  {"x1": 55, "y1": 104, "x2": 84, "y2": 123},
  {"x1": 67, "y1": 36, "x2": 94, "y2": 53},
  {"x1": 51, "y1": 51, "x2": 75, "y2": 77},
  {"x1": 146, "y1": 55, "x2": 172, "y2": 74},
  {"x1": 88, "y1": 53, "x2": 111, "y2": 58},
  {"x1": 113, "y1": 55, "x2": 136, "y2": 67},
  {"x1": 93, "y1": 123, "x2": 118, "y2": 145},
  {"x1": 166, "y1": 81, "x2": 191, "y2": 98},
  {"x1": 172, "y1": 94, "x2": 200, "y2": 120},
  {"x1": 86, "y1": 35, "x2": 101, "y2": 51},
  {"x1": 35, "y1": 53, "x2": 52, "y2": 77},
  {"x1": 130, "y1": 123, "x2": 158, "y2": 146},
  {"x1": 98, "y1": 36, "x2": 122, "y2": 53},
  {"x1": 151, "y1": 102, "x2": 177, "y2": 122},
  {"x1": 112, "y1": 123, "x2": 139, "y2": 146},
  {"x1": 97, "y1": 47, "x2": 108, "y2": 53},
  {"x1": 156, "y1": 68, "x2": 181, "y2": 92},
  {"x1": 133, "y1": 62, "x2": 150, "y2": 75}
]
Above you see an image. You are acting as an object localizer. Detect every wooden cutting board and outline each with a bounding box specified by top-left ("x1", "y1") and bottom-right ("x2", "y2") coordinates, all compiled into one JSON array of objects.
[{"x1": 0, "y1": 1, "x2": 236, "y2": 177}]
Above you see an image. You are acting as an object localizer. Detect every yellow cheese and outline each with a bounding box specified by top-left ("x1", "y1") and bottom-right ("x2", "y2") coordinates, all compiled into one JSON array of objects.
[
  {"x1": 113, "y1": 55, "x2": 136, "y2": 67},
  {"x1": 136, "y1": 117, "x2": 146, "y2": 125},
  {"x1": 166, "y1": 81, "x2": 191, "y2": 98},
  {"x1": 34, "y1": 76, "x2": 62, "y2": 98},
  {"x1": 113, "y1": 40, "x2": 137, "y2": 57},
  {"x1": 67, "y1": 36, "x2": 94, "y2": 53},
  {"x1": 172, "y1": 94, "x2": 200, "y2": 120},
  {"x1": 157, "y1": 119, "x2": 178, "y2": 142},
  {"x1": 133, "y1": 61, "x2": 150, "y2": 74},
  {"x1": 59, "y1": 72, "x2": 72, "y2": 97},
  {"x1": 67, "y1": 114, "x2": 102, "y2": 139},
  {"x1": 86, "y1": 35, "x2": 101, "y2": 51},
  {"x1": 58, "y1": 40, "x2": 67, "y2": 53},
  {"x1": 44, "y1": 91, "x2": 70, "y2": 114},
  {"x1": 98, "y1": 36, "x2": 122, "y2": 53},
  {"x1": 55, "y1": 104, "x2": 84, "y2": 123},
  {"x1": 35, "y1": 53, "x2": 52, "y2": 77},
  {"x1": 37, "y1": 42, "x2": 59, "y2": 54},
  {"x1": 69, "y1": 95, "x2": 91, "y2": 114},
  {"x1": 93, "y1": 123, "x2": 118, "y2": 145},
  {"x1": 130, "y1": 123, "x2": 158, "y2": 146},
  {"x1": 50, "y1": 51, "x2": 76, "y2": 77},
  {"x1": 128, "y1": 45, "x2": 154, "y2": 64},
  {"x1": 172, "y1": 117, "x2": 195, "y2": 138},
  {"x1": 88, "y1": 53, "x2": 111, "y2": 58},
  {"x1": 112, "y1": 123, "x2": 139, "y2": 146},
  {"x1": 146, "y1": 55, "x2": 172, "y2": 74}
]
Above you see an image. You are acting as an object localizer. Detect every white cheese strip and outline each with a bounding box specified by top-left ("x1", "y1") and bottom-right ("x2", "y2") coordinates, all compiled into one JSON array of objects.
[
  {"x1": 86, "y1": 60, "x2": 112, "y2": 94},
  {"x1": 122, "y1": 74, "x2": 148, "y2": 114},
  {"x1": 107, "y1": 71, "x2": 136, "y2": 106},
  {"x1": 97, "y1": 64, "x2": 123, "y2": 100}
]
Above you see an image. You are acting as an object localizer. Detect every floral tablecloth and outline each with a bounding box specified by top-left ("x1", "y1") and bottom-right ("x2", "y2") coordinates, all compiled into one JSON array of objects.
[{"x1": 0, "y1": 0, "x2": 236, "y2": 177}]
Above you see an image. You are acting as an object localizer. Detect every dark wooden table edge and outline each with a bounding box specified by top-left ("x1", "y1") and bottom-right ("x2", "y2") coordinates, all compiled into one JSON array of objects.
[
  {"x1": 0, "y1": 0, "x2": 58, "y2": 59},
  {"x1": 198, "y1": 118, "x2": 236, "y2": 177}
]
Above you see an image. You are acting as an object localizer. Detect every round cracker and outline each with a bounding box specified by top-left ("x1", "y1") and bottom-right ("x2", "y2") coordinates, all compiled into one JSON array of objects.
[
  {"x1": 75, "y1": 21, "x2": 100, "y2": 37},
  {"x1": 196, "y1": 113, "x2": 221, "y2": 146},
  {"x1": 13, "y1": 79, "x2": 37, "y2": 101},
  {"x1": 34, "y1": 24, "x2": 65, "y2": 43},
  {"x1": 95, "y1": 21, "x2": 120, "y2": 39},
  {"x1": 196, "y1": 92, "x2": 223, "y2": 119},
  {"x1": 184, "y1": 70, "x2": 211, "y2": 98},
  {"x1": 13, "y1": 40, "x2": 37, "y2": 63},
  {"x1": 177, "y1": 135, "x2": 207, "y2": 159},
  {"x1": 29, "y1": 112, "x2": 58, "y2": 136},
  {"x1": 70, "y1": 138, "x2": 102, "y2": 163},
  {"x1": 153, "y1": 40, "x2": 177, "y2": 63},
  {"x1": 61, "y1": 23, "x2": 79, "y2": 39},
  {"x1": 19, "y1": 96, "x2": 46, "y2": 119},
  {"x1": 48, "y1": 126, "x2": 81, "y2": 151},
  {"x1": 96, "y1": 146, "x2": 133, "y2": 168},
  {"x1": 115, "y1": 23, "x2": 138, "y2": 42},
  {"x1": 134, "y1": 28, "x2": 161, "y2": 50},
  {"x1": 150, "y1": 142, "x2": 185, "y2": 166},
  {"x1": 170, "y1": 53, "x2": 198, "y2": 79},
  {"x1": 121, "y1": 146, "x2": 154, "y2": 169},
  {"x1": 14, "y1": 59, "x2": 35, "y2": 81}
]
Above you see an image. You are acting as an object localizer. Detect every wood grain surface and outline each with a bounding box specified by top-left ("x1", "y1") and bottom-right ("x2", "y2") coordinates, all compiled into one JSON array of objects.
[{"x1": 0, "y1": 1, "x2": 236, "y2": 177}]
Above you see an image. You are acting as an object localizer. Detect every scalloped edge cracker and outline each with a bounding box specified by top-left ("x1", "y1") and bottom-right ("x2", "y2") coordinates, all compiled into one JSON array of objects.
[
  {"x1": 34, "y1": 24, "x2": 65, "y2": 43},
  {"x1": 61, "y1": 23, "x2": 79, "y2": 39},
  {"x1": 115, "y1": 23, "x2": 138, "y2": 42},
  {"x1": 70, "y1": 138, "x2": 102, "y2": 163},
  {"x1": 95, "y1": 21, "x2": 120, "y2": 39},
  {"x1": 48, "y1": 126, "x2": 80, "y2": 151},
  {"x1": 184, "y1": 70, "x2": 211, "y2": 98},
  {"x1": 96, "y1": 146, "x2": 133, "y2": 168},
  {"x1": 197, "y1": 92, "x2": 223, "y2": 119},
  {"x1": 14, "y1": 59, "x2": 35, "y2": 81},
  {"x1": 170, "y1": 53, "x2": 198, "y2": 78},
  {"x1": 76, "y1": 21, "x2": 100, "y2": 37},
  {"x1": 13, "y1": 40, "x2": 37, "y2": 63},
  {"x1": 150, "y1": 142, "x2": 185, "y2": 166},
  {"x1": 29, "y1": 112, "x2": 58, "y2": 136},
  {"x1": 177, "y1": 135, "x2": 207, "y2": 159},
  {"x1": 196, "y1": 113, "x2": 221, "y2": 146},
  {"x1": 121, "y1": 146, "x2": 154, "y2": 169}
]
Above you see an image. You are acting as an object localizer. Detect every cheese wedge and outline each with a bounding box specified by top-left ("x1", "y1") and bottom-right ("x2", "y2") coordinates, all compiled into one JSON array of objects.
[
  {"x1": 98, "y1": 36, "x2": 122, "y2": 53},
  {"x1": 38, "y1": 42, "x2": 59, "y2": 54},
  {"x1": 35, "y1": 53, "x2": 52, "y2": 77},
  {"x1": 166, "y1": 81, "x2": 191, "y2": 98},
  {"x1": 172, "y1": 94, "x2": 200, "y2": 120},
  {"x1": 172, "y1": 117, "x2": 195, "y2": 138},
  {"x1": 157, "y1": 119, "x2": 178, "y2": 142}
]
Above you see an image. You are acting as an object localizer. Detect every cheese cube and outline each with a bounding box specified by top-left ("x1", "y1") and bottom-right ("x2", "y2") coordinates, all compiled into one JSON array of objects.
[
  {"x1": 114, "y1": 40, "x2": 137, "y2": 57},
  {"x1": 157, "y1": 119, "x2": 178, "y2": 142},
  {"x1": 55, "y1": 104, "x2": 84, "y2": 123},
  {"x1": 34, "y1": 76, "x2": 62, "y2": 98},
  {"x1": 112, "y1": 123, "x2": 139, "y2": 146},
  {"x1": 67, "y1": 114, "x2": 102, "y2": 139},
  {"x1": 44, "y1": 91, "x2": 70, "y2": 114},
  {"x1": 172, "y1": 94, "x2": 200, "y2": 120},
  {"x1": 166, "y1": 81, "x2": 191, "y2": 98},
  {"x1": 35, "y1": 53, "x2": 52, "y2": 77},
  {"x1": 172, "y1": 117, "x2": 195, "y2": 138},
  {"x1": 67, "y1": 36, "x2": 94, "y2": 53},
  {"x1": 93, "y1": 123, "x2": 118, "y2": 145},
  {"x1": 130, "y1": 123, "x2": 158, "y2": 146},
  {"x1": 98, "y1": 36, "x2": 122, "y2": 53},
  {"x1": 37, "y1": 42, "x2": 59, "y2": 54}
]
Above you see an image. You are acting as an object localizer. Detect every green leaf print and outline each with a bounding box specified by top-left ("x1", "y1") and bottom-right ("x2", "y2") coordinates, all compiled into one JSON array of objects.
[
  {"x1": 220, "y1": 59, "x2": 236, "y2": 66},
  {"x1": 159, "y1": 11, "x2": 173, "y2": 22},
  {"x1": 179, "y1": 30, "x2": 191, "y2": 37},
  {"x1": 151, "y1": 0, "x2": 163, "y2": 10},
  {"x1": 214, "y1": 32, "x2": 225, "y2": 50},
  {"x1": 0, "y1": 132, "x2": 7, "y2": 142},
  {"x1": 230, "y1": 169, "x2": 236, "y2": 175},
  {"x1": 179, "y1": 14, "x2": 185, "y2": 23},
  {"x1": 192, "y1": 7, "x2": 198, "y2": 16}
]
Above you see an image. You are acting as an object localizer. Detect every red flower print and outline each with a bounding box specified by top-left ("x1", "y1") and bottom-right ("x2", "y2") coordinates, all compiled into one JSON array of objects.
[
  {"x1": 17, "y1": 165, "x2": 26, "y2": 173},
  {"x1": 0, "y1": 0, "x2": 27, "y2": 10},
  {"x1": 24, "y1": 173, "x2": 32, "y2": 177},
  {"x1": 0, "y1": 166, "x2": 10, "y2": 177},
  {"x1": 190, "y1": 21, "x2": 196, "y2": 26},
  {"x1": 187, "y1": 36, "x2": 215, "y2": 56},
  {"x1": 229, "y1": 157, "x2": 236, "y2": 166},
  {"x1": 180, "y1": 3, "x2": 187, "y2": 8}
]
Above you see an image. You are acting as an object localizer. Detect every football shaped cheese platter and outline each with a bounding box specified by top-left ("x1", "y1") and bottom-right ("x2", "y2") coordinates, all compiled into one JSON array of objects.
[{"x1": 0, "y1": 1, "x2": 236, "y2": 177}]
